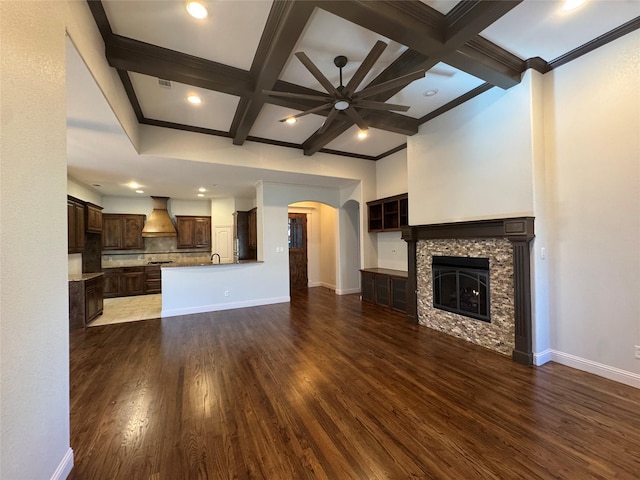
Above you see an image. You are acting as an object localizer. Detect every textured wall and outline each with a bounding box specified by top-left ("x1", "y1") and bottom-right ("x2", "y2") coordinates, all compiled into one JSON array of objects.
[
  {"x1": 1, "y1": 2, "x2": 72, "y2": 478},
  {"x1": 417, "y1": 238, "x2": 515, "y2": 355}
]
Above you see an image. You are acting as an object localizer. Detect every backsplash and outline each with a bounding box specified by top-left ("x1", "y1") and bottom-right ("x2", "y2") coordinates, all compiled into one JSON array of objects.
[{"x1": 102, "y1": 237, "x2": 210, "y2": 267}]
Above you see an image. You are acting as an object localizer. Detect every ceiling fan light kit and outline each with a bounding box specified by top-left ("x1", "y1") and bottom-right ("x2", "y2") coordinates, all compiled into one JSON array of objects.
[{"x1": 264, "y1": 40, "x2": 426, "y2": 139}]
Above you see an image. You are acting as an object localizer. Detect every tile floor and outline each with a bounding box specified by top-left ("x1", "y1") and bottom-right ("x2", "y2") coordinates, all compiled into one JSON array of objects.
[{"x1": 88, "y1": 294, "x2": 162, "y2": 327}]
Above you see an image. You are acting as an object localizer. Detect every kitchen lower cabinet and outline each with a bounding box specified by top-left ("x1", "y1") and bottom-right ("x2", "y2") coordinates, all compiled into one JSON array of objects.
[
  {"x1": 360, "y1": 268, "x2": 408, "y2": 313},
  {"x1": 69, "y1": 273, "x2": 104, "y2": 329},
  {"x1": 144, "y1": 265, "x2": 161, "y2": 294},
  {"x1": 103, "y1": 266, "x2": 147, "y2": 298}
]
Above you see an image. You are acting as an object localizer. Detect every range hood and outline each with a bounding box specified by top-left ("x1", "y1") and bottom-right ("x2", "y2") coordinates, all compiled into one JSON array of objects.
[{"x1": 141, "y1": 196, "x2": 177, "y2": 237}]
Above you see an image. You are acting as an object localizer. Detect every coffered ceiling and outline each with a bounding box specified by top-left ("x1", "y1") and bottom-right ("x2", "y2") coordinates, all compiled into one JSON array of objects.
[{"x1": 67, "y1": 0, "x2": 639, "y2": 198}]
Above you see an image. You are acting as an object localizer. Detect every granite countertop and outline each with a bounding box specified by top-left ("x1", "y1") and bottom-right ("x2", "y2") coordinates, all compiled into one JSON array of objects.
[
  {"x1": 69, "y1": 272, "x2": 104, "y2": 282},
  {"x1": 162, "y1": 259, "x2": 263, "y2": 268}
]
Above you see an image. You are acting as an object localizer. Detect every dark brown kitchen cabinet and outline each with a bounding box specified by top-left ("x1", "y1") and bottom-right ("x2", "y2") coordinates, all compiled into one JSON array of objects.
[
  {"x1": 67, "y1": 196, "x2": 85, "y2": 253},
  {"x1": 85, "y1": 202, "x2": 103, "y2": 233},
  {"x1": 103, "y1": 266, "x2": 146, "y2": 298},
  {"x1": 360, "y1": 268, "x2": 408, "y2": 313},
  {"x1": 248, "y1": 208, "x2": 257, "y2": 249},
  {"x1": 144, "y1": 265, "x2": 161, "y2": 294},
  {"x1": 69, "y1": 273, "x2": 104, "y2": 329},
  {"x1": 367, "y1": 193, "x2": 408, "y2": 232},
  {"x1": 102, "y1": 214, "x2": 145, "y2": 250},
  {"x1": 176, "y1": 216, "x2": 211, "y2": 249}
]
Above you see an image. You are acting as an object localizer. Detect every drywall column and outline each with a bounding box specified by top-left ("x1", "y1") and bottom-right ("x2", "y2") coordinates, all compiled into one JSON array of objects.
[{"x1": 1, "y1": 3, "x2": 73, "y2": 479}]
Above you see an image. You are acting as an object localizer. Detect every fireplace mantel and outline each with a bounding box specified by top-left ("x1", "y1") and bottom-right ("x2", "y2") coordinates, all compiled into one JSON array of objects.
[{"x1": 402, "y1": 217, "x2": 534, "y2": 365}]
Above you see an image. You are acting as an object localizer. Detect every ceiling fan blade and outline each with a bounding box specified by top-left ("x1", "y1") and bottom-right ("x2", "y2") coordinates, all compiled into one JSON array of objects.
[
  {"x1": 354, "y1": 70, "x2": 426, "y2": 100},
  {"x1": 278, "y1": 103, "x2": 333, "y2": 122},
  {"x1": 344, "y1": 107, "x2": 369, "y2": 132},
  {"x1": 343, "y1": 40, "x2": 387, "y2": 97},
  {"x1": 295, "y1": 52, "x2": 340, "y2": 96},
  {"x1": 354, "y1": 99, "x2": 410, "y2": 112},
  {"x1": 317, "y1": 108, "x2": 340, "y2": 135},
  {"x1": 263, "y1": 90, "x2": 332, "y2": 102}
]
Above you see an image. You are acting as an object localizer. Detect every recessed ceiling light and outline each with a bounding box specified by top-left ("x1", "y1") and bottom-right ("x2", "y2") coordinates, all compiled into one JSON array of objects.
[
  {"x1": 187, "y1": 94, "x2": 202, "y2": 105},
  {"x1": 562, "y1": 0, "x2": 586, "y2": 11},
  {"x1": 285, "y1": 117, "x2": 297, "y2": 125},
  {"x1": 357, "y1": 129, "x2": 369, "y2": 140},
  {"x1": 423, "y1": 89, "x2": 439, "y2": 97},
  {"x1": 135, "y1": 190, "x2": 144, "y2": 194},
  {"x1": 128, "y1": 182, "x2": 140, "y2": 189},
  {"x1": 197, "y1": 193, "x2": 205, "y2": 197},
  {"x1": 186, "y1": 1, "x2": 208, "y2": 19},
  {"x1": 198, "y1": 187, "x2": 207, "y2": 192}
]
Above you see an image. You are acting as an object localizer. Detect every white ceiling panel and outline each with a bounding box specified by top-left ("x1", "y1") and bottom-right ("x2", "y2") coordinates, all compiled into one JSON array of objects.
[
  {"x1": 326, "y1": 125, "x2": 407, "y2": 157},
  {"x1": 420, "y1": 0, "x2": 458, "y2": 15},
  {"x1": 279, "y1": 8, "x2": 408, "y2": 93},
  {"x1": 102, "y1": 0, "x2": 273, "y2": 70},
  {"x1": 387, "y1": 63, "x2": 486, "y2": 119},
  {"x1": 130, "y1": 73, "x2": 240, "y2": 132},
  {"x1": 481, "y1": 0, "x2": 640, "y2": 62},
  {"x1": 249, "y1": 104, "x2": 326, "y2": 144}
]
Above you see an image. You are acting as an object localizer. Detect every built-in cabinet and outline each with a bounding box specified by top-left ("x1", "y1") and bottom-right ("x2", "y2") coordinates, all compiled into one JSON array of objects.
[
  {"x1": 176, "y1": 215, "x2": 211, "y2": 249},
  {"x1": 67, "y1": 196, "x2": 85, "y2": 253},
  {"x1": 144, "y1": 265, "x2": 161, "y2": 294},
  {"x1": 248, "y1": 208, "x2": 257, "y2": 249},
  {"x1": 367, "y1": 193, "x2": 408, "y2": 232},
  {"x1": 360, "y1": 268, "x2": 408, "y2": 313},
  {"x1": 102, "y1": 214, "x2": 145, "y2": 250},
  {"x1": 69, "y1": 273, "x2": 104, "y2": 329}
]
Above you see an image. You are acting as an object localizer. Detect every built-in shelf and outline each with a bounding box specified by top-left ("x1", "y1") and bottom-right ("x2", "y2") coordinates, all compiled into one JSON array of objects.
[{"x1": 367, "y1": 193, "x2": 408, "y2": 232}]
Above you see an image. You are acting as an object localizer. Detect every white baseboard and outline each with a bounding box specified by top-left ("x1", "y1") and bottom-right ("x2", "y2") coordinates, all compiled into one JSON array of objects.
[
  {"x1": 549, "y1": 350, "x2": 640, "y2": 389},
  {"x1": 336, "y1": 287, "x2": 360, "y2": 295},
  {"x1": 161, "y1": 296, "x2": 290, "y2": 318},
  {"x1": 534, "y1": 349, "x2": 552, "y2": 366},
  {"x1": 51, "y1": 448, "x2": 73, "y2": 480},
  {"x1": 308, "y1": 281, "x2": 336, "y2": 290}
]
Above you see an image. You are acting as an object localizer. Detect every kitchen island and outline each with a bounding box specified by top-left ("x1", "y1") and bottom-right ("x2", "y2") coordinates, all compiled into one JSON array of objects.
[{"x1": 161, "y1": 260, "x2": 289, "y2": 317}]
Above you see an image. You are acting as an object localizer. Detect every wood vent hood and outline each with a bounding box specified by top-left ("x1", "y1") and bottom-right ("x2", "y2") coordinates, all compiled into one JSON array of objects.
[{"x1": 141, "y1": 196, "x2": 177, "y2": 237}]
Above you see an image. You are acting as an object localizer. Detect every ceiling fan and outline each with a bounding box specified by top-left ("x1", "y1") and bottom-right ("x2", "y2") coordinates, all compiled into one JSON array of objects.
[{"x1": 262, "y1": 40, "x2": 426, "y2": 136}]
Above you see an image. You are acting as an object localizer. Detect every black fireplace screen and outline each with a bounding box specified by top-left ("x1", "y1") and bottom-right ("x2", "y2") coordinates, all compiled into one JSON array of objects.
[{"x1": 432, "y1": 256, "x2": 490, "y2": 322}]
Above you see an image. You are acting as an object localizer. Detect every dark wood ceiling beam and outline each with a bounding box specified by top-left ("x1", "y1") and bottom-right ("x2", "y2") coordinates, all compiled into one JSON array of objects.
[
  {"x1": 105, "y1": 35, "x2": 253, "y2": 97},
  {"x1": 302, "y1": 118, "x2": 353, "y2": 156},
  {"x1": 316, "y1": 1, "x2": 446, "y2": 53},
  {"x1": 230, "y1": 0, "x2": 316, "y2": 146},
  {"x1": 443, "y1": 37, "x2": 525, "y2": 89}
]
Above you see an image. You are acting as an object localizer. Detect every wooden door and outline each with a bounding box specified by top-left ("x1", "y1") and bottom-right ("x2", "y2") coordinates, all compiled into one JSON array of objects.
[{"x1": 288, "y1": 213, "x2": 308, "y2": 289}]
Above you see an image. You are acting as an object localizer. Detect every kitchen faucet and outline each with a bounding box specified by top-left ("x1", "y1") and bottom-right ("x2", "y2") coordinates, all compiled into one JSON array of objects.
[{"x1": 210, "y1": 253, "x2": 221, "y2": 264}]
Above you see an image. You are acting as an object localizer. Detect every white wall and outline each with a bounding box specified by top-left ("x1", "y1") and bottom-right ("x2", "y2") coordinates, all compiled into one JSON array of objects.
[
  {"x1": 319, "y1": 203, "x2": 337, "y2": 289},
  {"x1": 372, "y1": 148, "x2": 408, "y2": 271},
  {"x1": 337, "y1": 200, "x2": 361, "y2": 294},
  {"x1": 1, "y1": 3, "x2": 73, "y2": 479},
  {"x1": 102, "y1": 196, "x2": 210, "y2": 217},
  {"x1": 544, "y1": 30, "x2": 640, "y2": 383},
  {"x1": 67, "y1": 176, "x2": 102, "y2": 205},
  {"x1": 408, "y1": 73, "x2": 535, "y2": 225}
]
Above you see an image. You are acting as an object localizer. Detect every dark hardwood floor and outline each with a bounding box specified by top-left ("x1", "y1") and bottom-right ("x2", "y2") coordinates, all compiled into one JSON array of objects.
[{"x1": 69, "y1": 287, "x2": 640, "y2": 479}]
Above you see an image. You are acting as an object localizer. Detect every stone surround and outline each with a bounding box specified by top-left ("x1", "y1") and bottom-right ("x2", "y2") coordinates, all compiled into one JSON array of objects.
[
  {"x1": 402, "y1": 217, "x2": 535, "y2": 365},
  {"x1": 417, "y1": 238, "x2": 514, "y2": 355}
]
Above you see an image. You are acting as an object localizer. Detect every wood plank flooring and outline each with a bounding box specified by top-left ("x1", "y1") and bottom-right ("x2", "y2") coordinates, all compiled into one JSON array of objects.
[{"x1": 69, "y1": 287, "x2": 640, "y2": 479}]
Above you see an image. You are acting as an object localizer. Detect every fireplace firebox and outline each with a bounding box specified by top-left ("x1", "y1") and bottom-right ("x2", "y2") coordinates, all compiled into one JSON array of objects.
[{"x1": 432, "y1": 256, "x2": 490, "y2": 322}]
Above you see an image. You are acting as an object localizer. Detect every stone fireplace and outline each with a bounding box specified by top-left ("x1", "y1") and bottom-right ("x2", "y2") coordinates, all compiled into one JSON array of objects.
[{"x1": 402, "y1": 217, "x2": 534, "y2": 365}]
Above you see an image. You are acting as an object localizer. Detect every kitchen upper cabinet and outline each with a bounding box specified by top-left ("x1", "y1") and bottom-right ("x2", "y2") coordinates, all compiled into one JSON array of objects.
[
  {"x1": 85, "y1": 203, "x2": 103, "y2": 233},
  {"x1": 68, "y1": 196, "x2": 85, "y2": 254},
  {"x1": 176, "y1": 216, "x2": 211, "y2": 249},
  {"x1": 102, "y1": 214, "x2": 145, "y2": 250}
]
